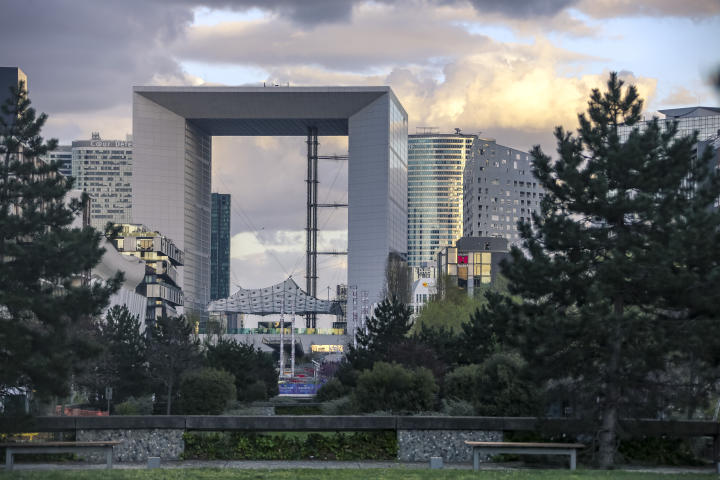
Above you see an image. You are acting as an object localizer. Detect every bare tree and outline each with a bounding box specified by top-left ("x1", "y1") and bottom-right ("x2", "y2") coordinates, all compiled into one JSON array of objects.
[
  {"x1": 380, "y1": 252, "x2": 412, "y2": 304},
  {"x1": 145, "y1": 315, "x2": 200, "y2": 415}
]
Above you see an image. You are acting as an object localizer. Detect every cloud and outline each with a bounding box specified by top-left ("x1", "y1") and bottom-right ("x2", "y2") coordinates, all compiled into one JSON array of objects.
[
  {"x1": 659, "y1": 86, "x2": 699, "y2": 106},
  {"x1": 576, "y1": 0, "x2": 720, "y2": 19}
]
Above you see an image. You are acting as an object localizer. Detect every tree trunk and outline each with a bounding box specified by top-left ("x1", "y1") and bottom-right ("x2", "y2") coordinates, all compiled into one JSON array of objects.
[
  {"x1": 599, "y1": 295, "x2": 624, "y2": 469},
  {"x1": 166, "y1": 384, "x2": 172, "y2": 416}
]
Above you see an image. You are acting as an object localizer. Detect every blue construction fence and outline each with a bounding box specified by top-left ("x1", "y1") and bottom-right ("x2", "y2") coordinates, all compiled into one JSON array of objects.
[{"x1": 278, "y1": 380, "x2": 327, "y2": 395}]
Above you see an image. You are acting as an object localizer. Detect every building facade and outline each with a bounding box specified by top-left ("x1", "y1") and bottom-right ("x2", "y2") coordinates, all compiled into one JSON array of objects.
[
  {"x1": 463, "y1": 139, "x2": 545, "y2": 244},
  {"x1": 436, "y1": 236, "x2": 511, "y2": 297},
  {"x1": 210, "y1": 193, "x2": 231, "y2": 301},
  {"x1": 71, "y1": 133, "x2": 133, "y2": 231},
  {"x1": 411, "y1": 277, "x2": 434, "y2": 316},
  {"x1": 408, "y1": 131, "x2": 476, "y2": 280},
  {"x1": 41, "y1": 145, "x2": 72, "y2": 178},
  {"x1": 618, "y1": 107, "x2": 720, "y2": 144},
  {"x1": 109, "y1": 224, "x2": 185, "y2": 326}
]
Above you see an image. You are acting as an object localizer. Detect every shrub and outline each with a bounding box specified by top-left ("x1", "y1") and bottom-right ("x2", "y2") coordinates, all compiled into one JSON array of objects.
[
  {"x1": 445, "y1": 364, "x2": 481, "y2": 403},
  {"x1": 240, "y1": 380, "x2": 268, "y2": 402},
  {"x1": 315, "y1": 378, "x2": 351, "y2": 403},
  {"x1": 179, "y1": 368, "x2": 236, "y2": 415},
  {"x1": 321, "y1": 396, "x2": 358, "y2": 416},
  {"x1": 353, "y1": 362, "x2": 438, "y2": 414},
  {"x1": 473, "y1": 354, "x2": 540, "y2": 417},
  {"x1": 442, "y1": 398, "x2": 475, "y2": 416},
  {"x1": 116, "y1": 396, "x2": 153, "y2": 415}
]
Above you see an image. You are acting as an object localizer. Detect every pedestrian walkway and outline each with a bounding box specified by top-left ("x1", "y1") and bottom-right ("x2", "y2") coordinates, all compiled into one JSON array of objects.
[{"x1": 3, "y1": 459, "x2": 717, "y2": 474}]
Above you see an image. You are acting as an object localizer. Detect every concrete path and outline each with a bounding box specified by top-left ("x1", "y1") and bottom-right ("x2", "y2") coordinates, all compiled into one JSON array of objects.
[{"x1": 3, "y1": 459, "x2": 718, "y2": 474}]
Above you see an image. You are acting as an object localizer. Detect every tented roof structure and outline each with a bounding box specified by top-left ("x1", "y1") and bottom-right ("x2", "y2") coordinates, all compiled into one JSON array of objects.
[{"x1": 206, "y1": 278, "x2": 342, "y2": 316}]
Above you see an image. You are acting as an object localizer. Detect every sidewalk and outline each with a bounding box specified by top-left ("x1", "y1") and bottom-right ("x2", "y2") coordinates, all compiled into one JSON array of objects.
[{"x1": 4, "y1": 459, "x2": 718, "y2": 474}]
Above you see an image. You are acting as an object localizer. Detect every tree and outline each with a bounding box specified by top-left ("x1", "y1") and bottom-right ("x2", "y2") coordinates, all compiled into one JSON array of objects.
[
  {"x1": 380, "y1": 252, "x2": 411, "y2": 303},
  {"x1": 179, "y1": 367, "x2": 236, "y2": 415},
  {"x1": 101, "y1": 305, "x2": 149, "y2": 402},
  {"x1": 203, "y1": 336, "x2": 279, "y2": 401},
  {"x1": 472, "y1": 354, "x2": 540, "y2": 417},
  {"x1": 0, "y1": 80, "x2": 120, "y2": 400},
  {"x1": 353, "y1": 361, "x2": 438, "y2": 414},
  {"x1": 145, "y1": 315, "x2": 200, "y2": 415},
  {"x1": 345, "y1": 296, "x2": 413, "y2": 373},
  {"x1": 498, "y1": 72, "x2": 720, "y2": 468}
]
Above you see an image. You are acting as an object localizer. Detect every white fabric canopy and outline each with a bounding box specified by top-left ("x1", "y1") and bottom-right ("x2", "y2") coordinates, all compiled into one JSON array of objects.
[{"x1": 206, "y1": 278, "x2": 339, "y2": 316}]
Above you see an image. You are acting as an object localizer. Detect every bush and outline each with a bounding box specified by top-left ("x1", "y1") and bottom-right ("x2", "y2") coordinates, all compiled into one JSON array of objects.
[
  {"x1": 473, "y1": 354, "x2": 540, "y2": 417},
  {"x1": 116, "y1": 396, "x2": 153, "y2": 415},
  {"x1": 182, "y1": 430, "x2": 398, "y2": 461},
  {"x1": 353, "y1": 362, "x2": 438, "y2": 414},
  {"x1": 445, "y1": 364, "x2": 481, "y2": 403},
  {"x1": 442, "y1": 398, "x2": 475, "y2": 416},
  {"x1": 179, "y1": 368, "x2": 236, "y2": 415},
  {"x1": 320, "y1": 396, "x2": 358, "y2": 416},
  {"x1": 315, "y1": 378, "x2": 351, "y2": 403},
  {"x1": 240, "y1": 381, "x2": 268, "y2": 402}
]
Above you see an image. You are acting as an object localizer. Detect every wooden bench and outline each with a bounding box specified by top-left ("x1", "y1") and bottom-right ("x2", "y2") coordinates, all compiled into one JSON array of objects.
[
  {"x1": 1, "y1": 441, "x2": 121, "y2": 471},
  {"x1": 465, "y1": 441, "x2": 585, "y2": 470}
]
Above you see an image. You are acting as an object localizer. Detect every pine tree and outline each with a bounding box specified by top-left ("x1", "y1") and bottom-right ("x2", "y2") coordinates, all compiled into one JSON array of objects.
[
  {"x1": 499, "y1": 72, "x2": 720, "y2": 469},
  {"x1": 0, "y1": 80, "x2": 121, "y2": 400},
  {"x1": 103, "y1": 305, "x2": 149, "y2": 402},
  {"x1": 345, "y1": 296, "x2": 413, "y2": 372}
]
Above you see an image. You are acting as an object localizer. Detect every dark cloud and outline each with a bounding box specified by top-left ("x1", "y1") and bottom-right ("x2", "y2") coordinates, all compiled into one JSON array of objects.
[
  {"x1": 0, "y1": 0, "x2": 193, "y2": 115},
  {"x1": 448, "y1": 0, "x2": 579, "y2": 17}
]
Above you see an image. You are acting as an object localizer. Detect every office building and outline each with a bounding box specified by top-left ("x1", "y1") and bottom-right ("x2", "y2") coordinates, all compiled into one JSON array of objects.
[
  {"x1": 108, "y1": 224, "x2": 185, "y2": 326},
  {"x1": 131, "y1": 86, "x2": 407, "y2": 315},
  {"x1": 411, "y1": 277, "x2": 434, "y2": 315},
  {"x1": 463, "y1": 139, "x2": 545, "y2": 243},
  {"x1": 618, "y1": 107, "x2": 720, "y2": 144},
  {"x1": 72, "y1": 133, "x2": 133, "y2": 231},
  {"x1": 436, "y1": 236, "x2": 511, "y2": 296},
  {"x1": 41, "y1": 145, "x2": 72, "y2": 178},
  {"x1": 408, "y1": 131, "x2": 476, "y2": 280},
  {"x1": 210, "y1": 193, "x2": 231, "y2": 301},
  {"x1": 0, "y1": 67, "x2": 26, "y2": 126}
]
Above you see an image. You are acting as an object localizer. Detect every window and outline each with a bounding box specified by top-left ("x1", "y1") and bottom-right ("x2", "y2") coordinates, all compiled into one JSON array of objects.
[
  {"x1": 502, "y1": 159, "x2": 507, "y2": 165},
  {"x1": 507, "y1": 180, "x2": 511, "y2": 185},
  {"x1": 492, "y1": 179, "x2": 499, "y2": 185},
  {"x1": 506, "y1": 191, "x2": 510, "y2": 197},
  {"x1": 516, "y1": 153, "x2": 520, "y2": 160},
  {"x1": 513, "y1": 161, "x2": 517, "y2": 169},
  {"x1": 493, "y1": 161, "x2": 499, "y2": 167},
  {"x1": 519, "y1": 181, "x2": 524, "y2": 187},
  {"x1": 480, "y1": 149, "x2": 485, "y2": 155},
  {"x1": 491, "y1": 150, "x2": 495, "y2": 157},
  {"x1": 492, "y1": 215, "x2": 499, "y2": 221}
]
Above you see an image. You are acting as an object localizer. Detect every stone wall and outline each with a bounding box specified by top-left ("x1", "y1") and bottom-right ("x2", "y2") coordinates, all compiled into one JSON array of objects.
[
  {"x1": 76, "y1": 428, "x2": 184, "y2": 462},
  {"x1": 397, "y1": 429, "x2": 502, "y2": 462}
]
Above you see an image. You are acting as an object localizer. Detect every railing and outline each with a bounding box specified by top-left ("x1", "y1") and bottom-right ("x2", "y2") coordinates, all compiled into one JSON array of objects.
[{"x1": 226, "y1": 328, "x2": 347, "y2": 335}]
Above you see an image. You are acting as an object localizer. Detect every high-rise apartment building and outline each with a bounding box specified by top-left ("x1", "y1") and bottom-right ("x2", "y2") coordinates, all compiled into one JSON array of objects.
[
  {"x1": 210, "y1": 193, "x2": 231, "y2": 301},
  {"x1": 463, "y1": 139, "x2": 545, "y2": 243},
  {"x1": 618, "y1": 107, "x2": 720, "y2": 144},
  {"x1": 408, "y1": 131, "x2": 476, "y2": 277},
  {"x1": 41, "y1": 145, "x2": 72, "y2": 178},
  {"x1": 72, "y1": 133, "x2": 133, "y2": 231}
]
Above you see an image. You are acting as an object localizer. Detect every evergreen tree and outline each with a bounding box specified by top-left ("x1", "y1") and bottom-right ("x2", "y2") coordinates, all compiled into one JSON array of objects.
[
  {"x1": 145, "y1": 315, "x2": 200, "y2": 414},
  {"x1": 0, "y1": 80, "x2": 120, "y2": 400},
  {"x1": 103, "y1": 305, "x2": 149, "y2": 402},
  {"x1": 499, "y1": 73, "x2": 720, "y2": 468},
  {"x1": 345, "y1": 296, "x2": 413, "y2": 372}
]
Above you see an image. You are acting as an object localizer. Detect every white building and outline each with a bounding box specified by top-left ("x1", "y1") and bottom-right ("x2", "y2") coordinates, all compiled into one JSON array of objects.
[{"x1": 411, "y1": 277, "x2": 434, "y2": 316}]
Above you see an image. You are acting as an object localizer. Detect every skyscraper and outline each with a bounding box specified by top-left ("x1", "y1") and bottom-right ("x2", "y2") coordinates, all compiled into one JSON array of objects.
[
  {"x1": 210, "y1": 193, "x2": 231, "y2": 301},
  {"x1": 463, "y1": 139, "x2": 545, "y2": 243},
  {"x1": 407, "y1": 131, "x2": 476, "y2": 277},
  {"x1": 41, "y1": 145, "x2": 72, "y2": 178},
  {"x1": 72, "y1": 133, "x2": 133, "y2": 231}
]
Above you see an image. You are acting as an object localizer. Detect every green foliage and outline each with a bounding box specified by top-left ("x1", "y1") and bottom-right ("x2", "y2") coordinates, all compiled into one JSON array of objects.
[
  {"x1": 441, "y1": 398, "x2": 475, "y2": 416},
  {"x1": 179, "y1": 368, "x2": 236, "y2": 415},
  {"x1": 353, "y1": 362, "x2": 438, "y2": 414},
  {"x1": 275, "y1": 405, "x2": 323, "y2": 416},
  {"x1": 182, "y1": 430, "x2": 398, "y2": 461},
  {"x1": 413, "y1": 295, "x2": 485, "y2": 333},
  {"x1": 473, "y1": 354, "x2": 540, "y2": 417},
  {"x1": 115, "y1": 396, "x2": 153, "y2": 416},
  {"x1": 203, "y1": 336, "x2": 279, "y2": 401},
  {"x1": 0, "y1": 80, "x2": 120, "y2": 400},
  {"x1": 345, "y1": 297, "x2": 413, "y2": 375},
  {"x1": 444, "y1": 364, "x2": 481, "y2": 403},
  {"x1": 315, "y1": 377, "x2": 351, "y2": 403},
  {"x1": 320, "y1": 396, "x2": 358, "y2": 416},
  {"x1": 618, "y1": 437, "x2": 706, "y2": 466}
]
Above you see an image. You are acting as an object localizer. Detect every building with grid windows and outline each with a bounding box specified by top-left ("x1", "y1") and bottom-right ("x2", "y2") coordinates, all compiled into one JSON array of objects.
[
  {"x1": 41, "y1": 145, "x2": 72, "y2": 177},
  {"x1": 618, "y1": 107, "x2": 720, "y2": 144},
  {"x1": 408, "y1": 131, "x2": 476, "y2": 280},
  {"x1": 436, "y1": 236, "x2": 511, "y2": 297},
  {"x1": 463, "y1": 139, "x2": 545, "y2": 244},
  {"x1": 210, "y1": 193, "x2": 231, "y2": 301},
  {"x1": 71, "y1": 133, "x2": 133, "y2": 231}
]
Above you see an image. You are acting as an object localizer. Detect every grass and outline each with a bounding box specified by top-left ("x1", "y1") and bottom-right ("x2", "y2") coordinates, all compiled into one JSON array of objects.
[{"x1": 0, "y1": 468, "x2": 716, "y2": 479}]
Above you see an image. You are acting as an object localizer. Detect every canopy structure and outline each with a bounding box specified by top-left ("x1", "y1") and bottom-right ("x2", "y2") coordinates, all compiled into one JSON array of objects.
[{"x1": 206, "y1": 278, "x2": 342, "y2": 316}]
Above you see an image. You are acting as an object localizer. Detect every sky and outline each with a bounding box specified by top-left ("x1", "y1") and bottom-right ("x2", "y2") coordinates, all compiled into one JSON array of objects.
[{"x1": 2, "y1": 0, "x2": 719, "y2": 321}]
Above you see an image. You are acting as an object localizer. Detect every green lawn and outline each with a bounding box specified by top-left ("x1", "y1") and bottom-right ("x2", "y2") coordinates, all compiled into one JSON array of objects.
[{"x1": 0, "y1": 469, "x2": 715, "y2": 479}]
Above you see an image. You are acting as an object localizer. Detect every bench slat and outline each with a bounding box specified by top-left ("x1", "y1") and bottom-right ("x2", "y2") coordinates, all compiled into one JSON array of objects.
[
  {"x1": 465, "y1": 441, "x2": 584, "y2": 448},
  {"x1": 0, "y1": 441, "x2": 121, "y2": 447}
]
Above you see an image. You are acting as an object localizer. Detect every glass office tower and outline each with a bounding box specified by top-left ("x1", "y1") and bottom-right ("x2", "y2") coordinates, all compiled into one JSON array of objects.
[
  {"x1": 210, "y1": 193, "x2": 231, "y2": 301},
  {"x1": 407, "y1": 132, "x2": 475, "y2": 275},
  {"x1": 41, "y1": 146, "x2": 73, "y2": 178}
]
